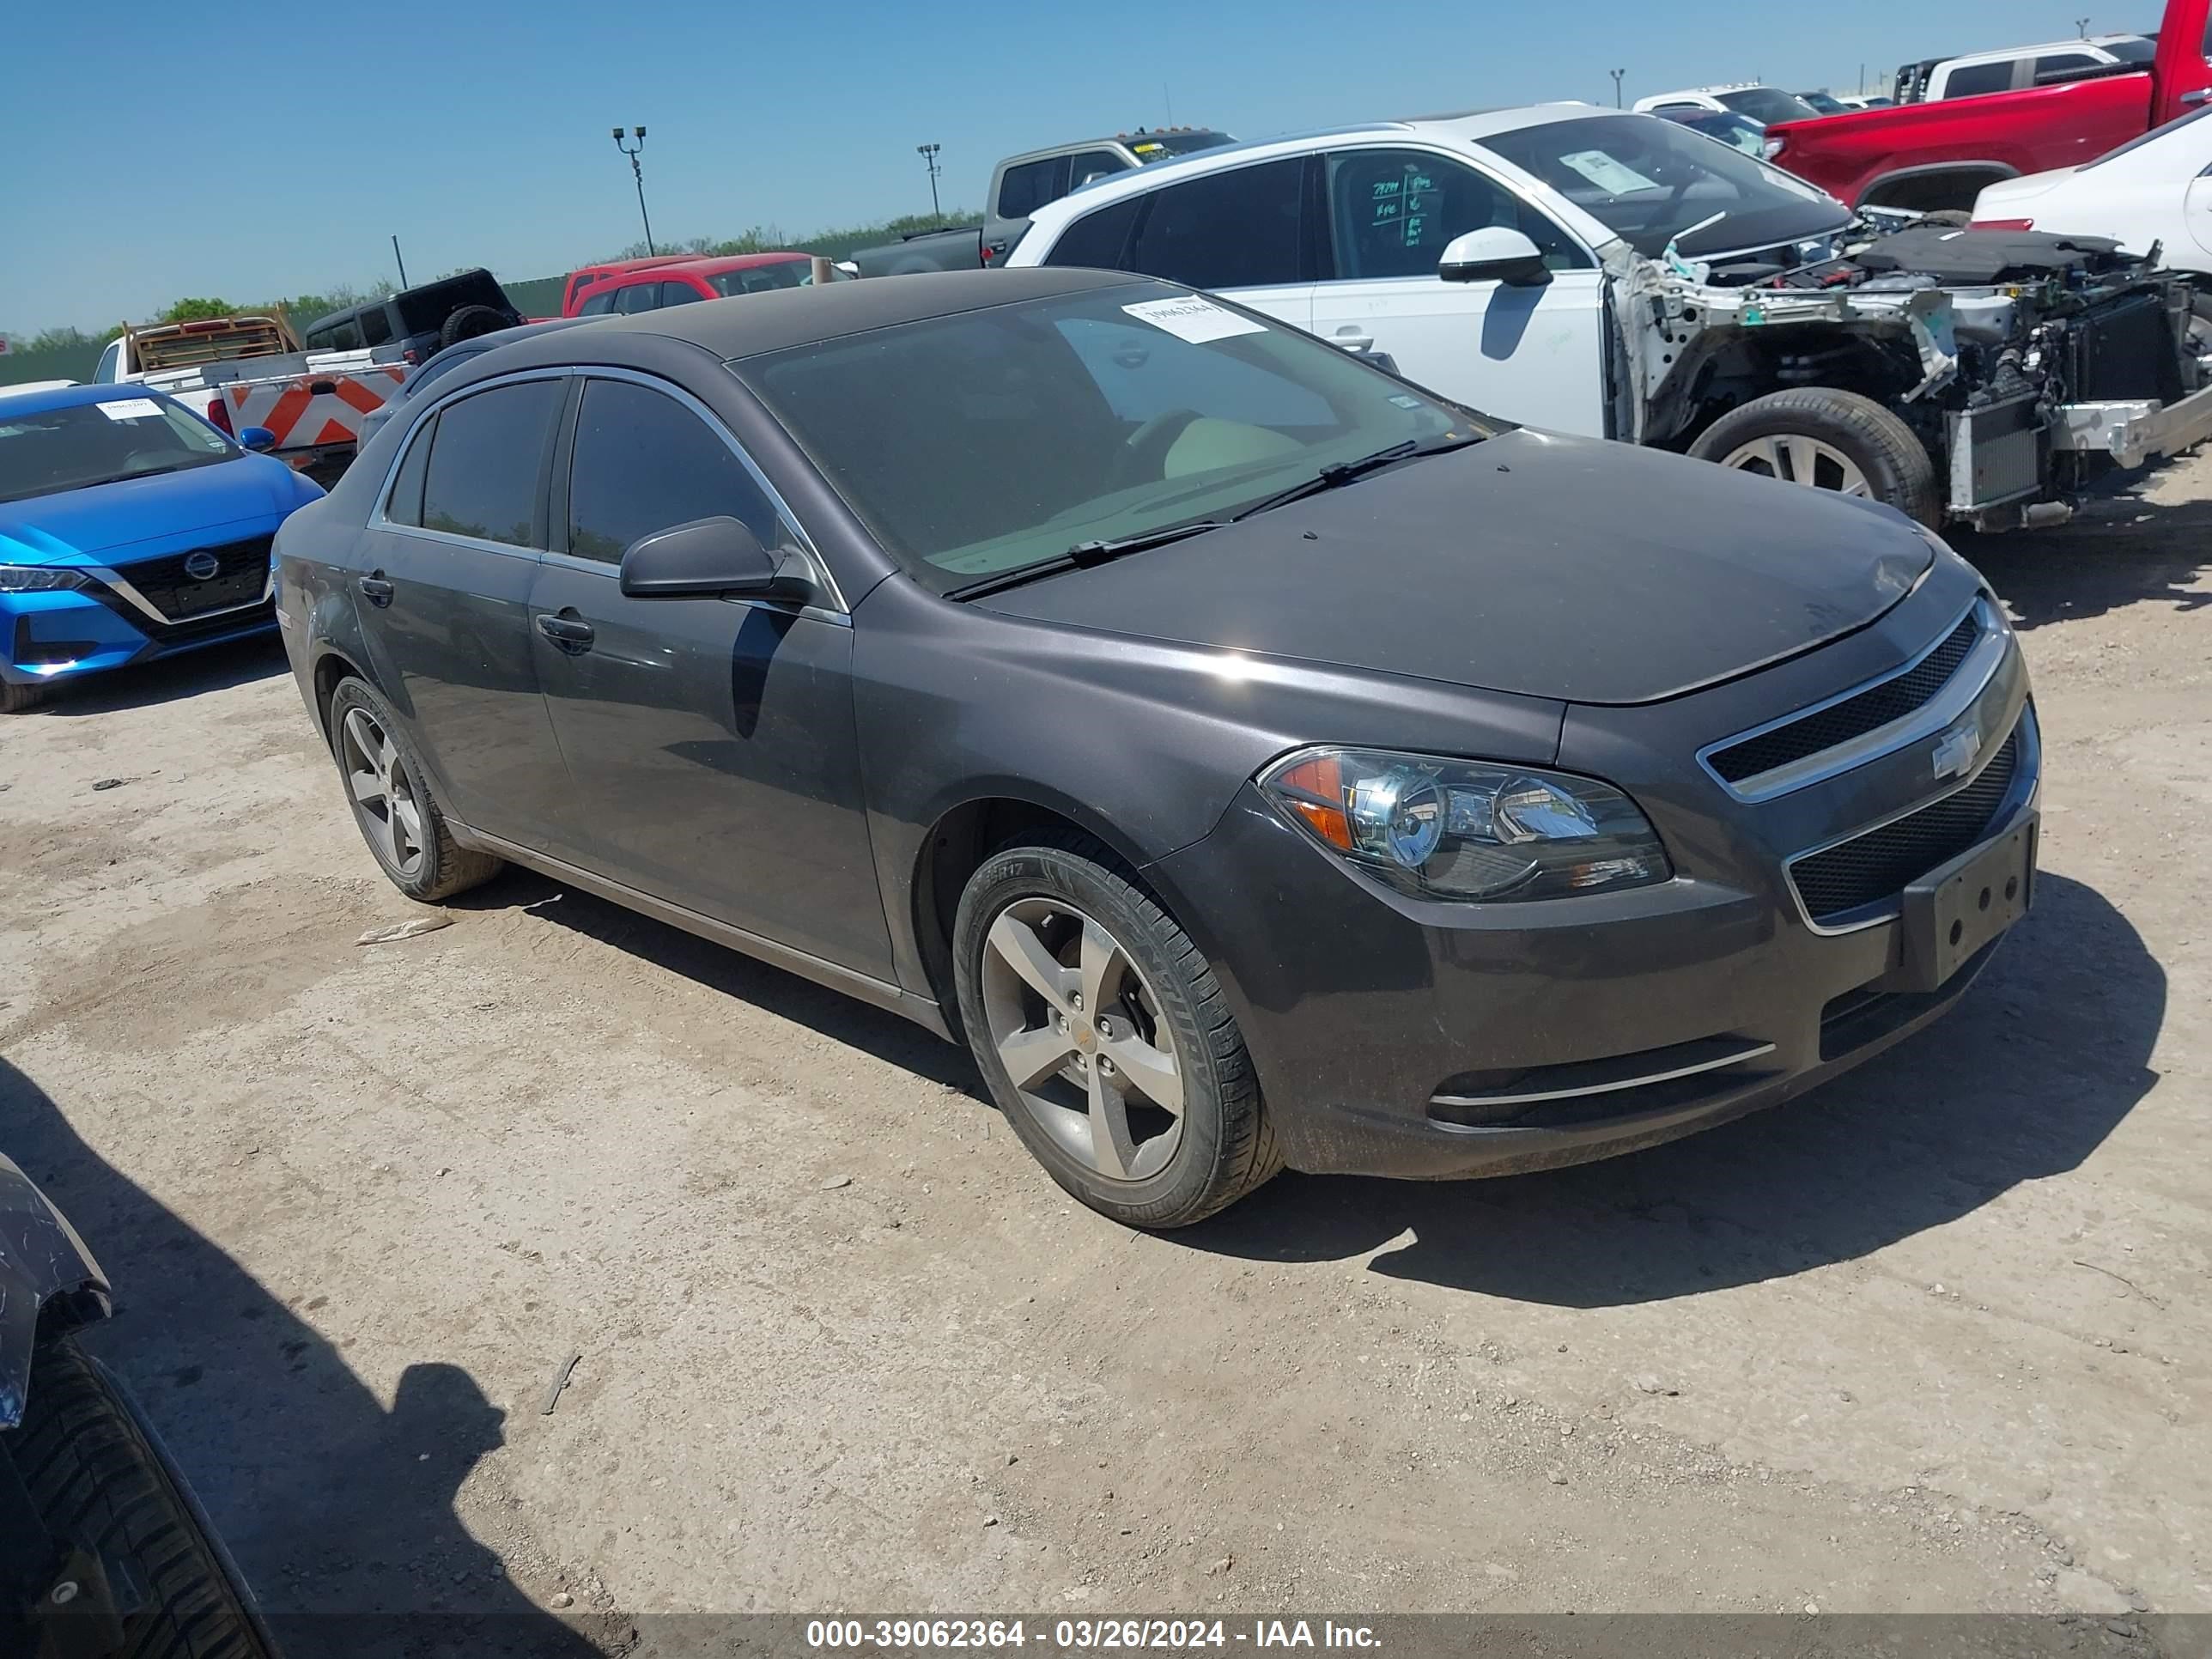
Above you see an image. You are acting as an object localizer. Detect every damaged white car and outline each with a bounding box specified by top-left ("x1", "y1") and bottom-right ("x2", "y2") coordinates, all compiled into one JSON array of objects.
[{"x1": 1009, "y1": 105, "x2": 2212, "y2": 530}]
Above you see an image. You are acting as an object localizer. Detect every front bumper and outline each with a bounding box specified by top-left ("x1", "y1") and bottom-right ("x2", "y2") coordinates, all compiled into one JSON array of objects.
[
  {"x1": 0, "y1": 556, "x2": 277, "y2": 690},
  {"x1": 2051, "y1": 381, "x2": 2212, "y2": 470},
  {"x1": 1146, "y1": 586, "x2": 2039, "y2": 1180}
]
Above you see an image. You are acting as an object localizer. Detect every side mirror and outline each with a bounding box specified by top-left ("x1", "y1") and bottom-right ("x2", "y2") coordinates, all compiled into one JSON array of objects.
[
  {"x1": 618, "y1": 516, "x2": 815, "y2": 602},
  {"x1": 239, "y1": 425, "x2": 277, "y2": 453},
  {"x1": 1438, "y1": 227, "x2": 1551, "y2": 288},
  {"x1": 833, "y1": 261, "x2": 860, "y2": 279}
]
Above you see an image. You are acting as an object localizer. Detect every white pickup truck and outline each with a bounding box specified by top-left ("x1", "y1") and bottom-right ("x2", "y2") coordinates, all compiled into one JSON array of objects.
[{"x1": 89, "y1": 313, "x2": 409, "y2": 485}]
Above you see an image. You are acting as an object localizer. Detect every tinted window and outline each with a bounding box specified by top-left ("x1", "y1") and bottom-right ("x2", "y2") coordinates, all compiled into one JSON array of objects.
[
  {"x1": 1714, "y1": 88, "x2": 1822, "y2": 123},
  {"x1": 578, "y1": 289, "x2": 617, "y2": 316},
  {"x1": 615, "y1": 283, "x2": 658, "y2": 315},
  {"x1": 386, "y1": 417, "x2": 434, "y2": 526},
  {"x1": 1067, "y1": 149, "x2": 1130, "y2": 188},
  {"x1": 310, "y1": 315, "x2": 365, "y2": 352},
  {"x1": 419, "y1": 380, "x2": 561, "y2": 546},
  {"x1": 657, "y1": 281, "x2": 705, "y2": 307},
  {"x1": 1043, "y1": 198, "x2": 1143, "y2": 269},
  {"x1": 707, "y1": 261, "x2": 810, "y2": 296},
  {"x1": 1942, "y1": 60, "x2": 2018, "y2": 98},
  {"x1": 566, "y1": 380, "x2": 788, "y2": 563},
  {"x1": 1123, "y1": 158, "x2": 1306, "y2": 289},
  {"x1": 1325, "y1": 149, "x2": 1589, "y2": 279},
  {"x1": 997, "y1": 156, "x2": 1069, "y2": 219},
  {"x1": 359, "y1": 307, "x2": 394, "y2": 348}
]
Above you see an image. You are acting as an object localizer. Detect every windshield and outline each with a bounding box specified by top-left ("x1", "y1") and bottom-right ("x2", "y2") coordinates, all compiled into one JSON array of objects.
[
  {"x1": 1716, "y1": 88, "x2": 1823, "y2": 123},
  {"x1": 707, "y1": 260, "x2": 813, "y2": 296},
  {"x1": 1480, "y1": 112, "x2": 1844, "y2": 257},
  {"x1": 736, "y1": 283, "x2": 1481, "y2": 593},
  {"x1": 0, "y1": 397, "x2": 235, "y2": 505},
  {"x1": 1668, "y1": 110, "x2": 1770, "y2": 156}
]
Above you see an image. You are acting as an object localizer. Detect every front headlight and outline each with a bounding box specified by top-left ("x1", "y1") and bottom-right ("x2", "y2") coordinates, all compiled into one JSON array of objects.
[
  {"x1": 1259, "y1": 747, "x2": 1672, "y2": 902},
  {"x1": 0, "y1": 565, "x2": 88, "y2": 593}
]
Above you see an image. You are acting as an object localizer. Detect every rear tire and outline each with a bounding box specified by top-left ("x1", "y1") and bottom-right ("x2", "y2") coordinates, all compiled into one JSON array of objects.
[
  {"x1": 1690, "y1": 387, "x2": 1942, "y2": 528},
  {"x1": 5, "y1": 1335, "x2": 281, "y2": 1659},
  {"x1": 1, "y1": 678, "x2": 50, "y2": 714},
  {"x1": 952, "y1": 830, "x2": 1279, "y2": 1229},
  {"x1": 325, "y1": 677, "x2": 502, "y2": 902}
]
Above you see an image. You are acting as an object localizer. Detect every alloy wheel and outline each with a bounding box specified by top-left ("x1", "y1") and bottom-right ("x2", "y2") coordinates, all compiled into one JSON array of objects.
[
  {"x1": 979, "y1": 898, "x2": 1185, "y2": 1182},
  {"x1": 339, "y1": 706, "x2": 427, "y2": 879},
  {"x1": 1717, "y1": 433, "x2": 1871, "y2": 497}
]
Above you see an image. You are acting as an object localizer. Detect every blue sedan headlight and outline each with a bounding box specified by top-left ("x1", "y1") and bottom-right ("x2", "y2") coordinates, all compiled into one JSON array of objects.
[
  {"x1": 1260, "y1": 746, "x2": 1672, "y2": 902},
  {"x1": 0, "y1": 565, "x2": 88, "y2": 592}
]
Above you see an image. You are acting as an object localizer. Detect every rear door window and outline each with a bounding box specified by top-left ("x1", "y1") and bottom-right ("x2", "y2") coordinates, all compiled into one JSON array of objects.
[
  {"x1": 1941, "y1": 59, "x2": 2019, "y2": 97},
  {"x1": 1121, "y1": 158, "x2": 1309, "y2": 289},
  {"x1": 2033, "y1": 52, "x2": 2101, "y2": 82},
  {"x1": 358, "y1": 307, "x2": 394, "y2": 348},
  {"x1": 656, "y1": 281, "x2": 705, "y2": 307},
  {"x1": 566, "y1": 379, "x2": 791, "y2": 562},
  {"x1": 1066, "y1": 149, "x2": 1131, "y2": 188},
  {"x1": 997, "y1": 156, "x2": 1072, "y2": 219},
  {"x1": 419, "y1": 380, "x2": 562, "y2": 547},
  {"x1": 615, "y1": 283, "x2": 659, "y2": 315},
  {"x1": 577, "y1": 289, "x2": 618, "y2": 316},
  {"x1": 1042, "y1": 197, "x2": 1144, "y2": 269}
]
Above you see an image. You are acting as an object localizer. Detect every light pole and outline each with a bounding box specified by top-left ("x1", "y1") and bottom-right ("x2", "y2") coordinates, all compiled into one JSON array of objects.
[
  {"x1": 611, "y1": 125, "x2": 656, "y2": 257},
  {"x1": 917, "y1": 143, "x2": 944, "y2": 221},
  {"x1": 1609, "y1": 68, "x2": 1626, "y2": 108},
  {"x1": 2075, "y1": 15, "x2": 2091, "y2": 33}
]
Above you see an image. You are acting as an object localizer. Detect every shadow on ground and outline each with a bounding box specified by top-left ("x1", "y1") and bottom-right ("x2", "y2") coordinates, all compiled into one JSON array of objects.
[
  {"x1": 27, "y1": 634, "x2": 289, "y2": 717},
  {"x1": 2, "y1": 1059, "x2": 617, "y2": 1657},
  {"x1": 451, "y1": 869, "x2": 981, "y2": 1097},
  {"x1": 1958, "y1": 478, "x2": 2212, "y2": 632},
  {"x1": 1176, "y1": 872, "x2": 2162, "y2": 1305}
]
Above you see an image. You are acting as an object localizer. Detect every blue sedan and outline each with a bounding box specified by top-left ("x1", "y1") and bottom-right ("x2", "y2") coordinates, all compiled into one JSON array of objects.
[{"x1": 0, "y1": 382, "x2": 324, "y2": 711}]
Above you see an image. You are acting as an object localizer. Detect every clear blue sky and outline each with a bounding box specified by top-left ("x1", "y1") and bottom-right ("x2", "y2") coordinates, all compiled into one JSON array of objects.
[{"x1": 1, "y1": 0, "x2": 2156, "y2": 333}]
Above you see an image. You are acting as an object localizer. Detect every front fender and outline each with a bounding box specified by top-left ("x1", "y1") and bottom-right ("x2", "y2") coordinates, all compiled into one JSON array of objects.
[{"x1": 0, "y1": 1152, "x2": 110, "y2": 1430}]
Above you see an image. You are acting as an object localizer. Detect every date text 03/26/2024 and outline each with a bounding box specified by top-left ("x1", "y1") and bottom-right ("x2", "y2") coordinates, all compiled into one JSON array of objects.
[{"x1": 805, "y1": 1620, "x2": 1381, "y2": 1650}]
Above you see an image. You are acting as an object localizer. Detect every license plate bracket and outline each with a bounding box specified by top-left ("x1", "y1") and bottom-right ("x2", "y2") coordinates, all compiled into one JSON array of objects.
[{"x1": 1889, "y1": 813, "x2": 2037, "y2": 993}]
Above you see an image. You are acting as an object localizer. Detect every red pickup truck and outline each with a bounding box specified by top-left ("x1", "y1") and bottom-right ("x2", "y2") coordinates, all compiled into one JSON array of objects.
[{"x1": 1768, "y1": 0, "x2": 2212, "y2": 210}]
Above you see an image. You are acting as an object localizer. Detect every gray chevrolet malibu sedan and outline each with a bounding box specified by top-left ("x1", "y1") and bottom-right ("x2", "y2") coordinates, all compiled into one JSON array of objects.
[{"x1": 276, "y1": 268, "x2": 2039, "y2": 1228}]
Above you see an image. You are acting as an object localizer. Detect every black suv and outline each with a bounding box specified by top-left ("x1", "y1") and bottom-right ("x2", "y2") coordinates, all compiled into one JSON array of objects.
[{"x1": 300, "y1": 269, "x2": 523, "y2": 362}]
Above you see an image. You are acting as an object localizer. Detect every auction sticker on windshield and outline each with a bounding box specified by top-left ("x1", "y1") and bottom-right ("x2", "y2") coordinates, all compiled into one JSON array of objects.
[
  {"x1": 1558, "y1": 149, "x2": 1662, "y2": 196},
  {"x1": 1122, "y1": 296, "x2": 1267, "y2": 344},
  {"x1": 96, "y1": 398, "x2": 167, "y2": 422}
]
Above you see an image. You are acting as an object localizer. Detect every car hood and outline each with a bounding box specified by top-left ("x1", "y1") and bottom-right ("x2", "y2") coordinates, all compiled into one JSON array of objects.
[
  {"x1": 0, "y1": 456, "x2": 313, "y2": 566},
  {"x1": 975, "y1": 430, "x2": 1933, "y2": 706}
]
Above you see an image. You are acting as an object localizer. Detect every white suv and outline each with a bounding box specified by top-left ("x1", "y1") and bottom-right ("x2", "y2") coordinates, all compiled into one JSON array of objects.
[
  {"x1": 1006, "y1": 105, "x2": 1847, "y2": 438},
  {"x1": 1914, "y1": 35, "x2": 2153, "y2": 101}
]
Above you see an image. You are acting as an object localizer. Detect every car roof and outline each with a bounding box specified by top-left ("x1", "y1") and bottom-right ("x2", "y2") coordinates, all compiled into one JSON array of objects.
[
  {"x1": 1027, "y1": 102, "x2": 1634, "y2": 232},
  {"x1": 1942, "y1": 35, "x2": 2142, "y2": 63},
  {"x1": 0, "y1": 381, "x2": 183, "y2": 416},
  {"x1": 488, "y1": 268, "x2": 1146, "y2": 368}
]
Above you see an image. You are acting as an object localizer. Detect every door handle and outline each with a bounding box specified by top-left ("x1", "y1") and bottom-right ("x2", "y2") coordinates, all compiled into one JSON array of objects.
[
  {"x1": 1330, "y1": 329, "x2": 1376, "y2": 353},
  {"x1": 2182, "y1": 88, "x2": 2211, "y2": 106},
  {"x1": 534, "y1": 612, "x2": 595, "y2": 651},
  {"x1": 356, "y1": 572, "x2": 393, "y2": 606}
]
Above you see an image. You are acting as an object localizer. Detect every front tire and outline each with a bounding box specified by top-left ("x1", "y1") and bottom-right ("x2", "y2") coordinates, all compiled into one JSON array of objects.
[
  {"x1": 1690, "y1": 387, "x2": 1942, "y2": 527},
  {"x1": 325, "y1": 677, "x2": 501, "y2": 902},
  {"x1": 5, "y1": 1336, "x2": 281, "y2": 1659},
  {"x1": 953, "y1": 832, "x2": 1279, "y2": 1228}
]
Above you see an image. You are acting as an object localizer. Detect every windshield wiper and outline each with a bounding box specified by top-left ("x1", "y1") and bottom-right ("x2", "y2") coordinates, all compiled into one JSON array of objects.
[
  {"x1": 1230, "y1": 434, "x2": 1483, "y2": 522},
  {"x1": 942, "y1": 518, "x2": 1231, "y2": 602}
]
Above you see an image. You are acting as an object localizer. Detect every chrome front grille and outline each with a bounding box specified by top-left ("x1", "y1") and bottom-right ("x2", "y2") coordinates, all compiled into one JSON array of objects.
[{"x1": 1700, "y1": 596, "x2": 2009, "y2": 803}]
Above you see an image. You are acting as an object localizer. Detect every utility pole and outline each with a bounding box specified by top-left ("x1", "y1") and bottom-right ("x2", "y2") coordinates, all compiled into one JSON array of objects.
[
  {"x1": 1609, "y1": 68, "x2": 1626, "y2": 108},
  {"x1": 390, "y1": 234, "x2": 408, "y2": 288},
  {"x1": 611, "y1": 126, "x2": 655, "y2": 257},
  {"x1": 916, "y1": 143, "x2": 944, "y2": 221}
]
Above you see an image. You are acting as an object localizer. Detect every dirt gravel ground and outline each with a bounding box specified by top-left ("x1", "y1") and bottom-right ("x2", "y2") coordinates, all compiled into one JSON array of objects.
[{"x1": 2, "y1": 456, "x2": 2208, "y2": 1653}]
